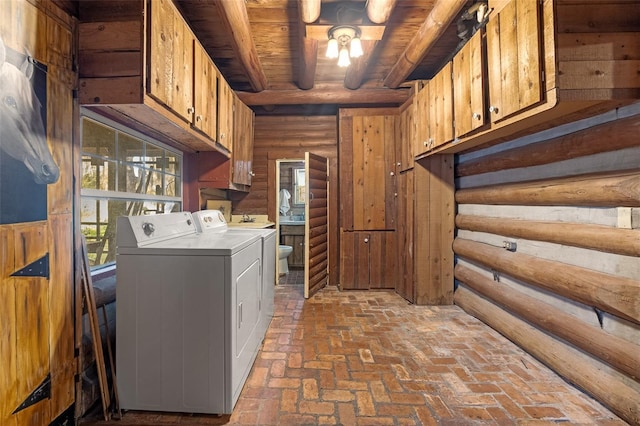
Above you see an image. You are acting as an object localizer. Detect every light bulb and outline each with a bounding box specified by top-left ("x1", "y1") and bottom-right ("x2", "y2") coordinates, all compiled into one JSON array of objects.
[
  {"x1": 337, "y1": 46, "x2": 351, "y2": 67},
  {"x1": 349, "y1": 37, "x2": 363, "y2": 58},
  {"x1": 326, "y1": 38, "x2": 339, "y2": 59}
]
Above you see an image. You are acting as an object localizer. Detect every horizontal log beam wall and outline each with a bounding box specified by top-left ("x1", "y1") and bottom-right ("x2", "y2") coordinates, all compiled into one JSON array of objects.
[
  {"x1": 454, "y1": 286, "x2": 640, "y2": 425},
  {"x1": 454, "y1": 106, "x2": 640, "y2": 422}
]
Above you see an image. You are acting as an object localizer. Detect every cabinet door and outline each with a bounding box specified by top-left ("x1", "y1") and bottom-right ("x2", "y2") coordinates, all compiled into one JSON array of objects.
[
  {"x1": 232, "y1": 99, "x2": 254, "y2": 186},
  {"x1": 340, "y1": 231, "x2": 371, "y2": 290},
  {"x1": 148, "y1": 0, "x2": 194, "y2": 123},
  {"x1": 193, "y1": 42, "x2": 218, "y2": 140},
  {"x1": 413, "y1": 83, "x2": 431, "y2": 155},
  {"x1": 486, "y1": 0, "x2": 543, "y2": 122},
  {"x1": 339, "y1": 114, "x2": 396, "y2": 231},
  {"x1": 217, "y1": 79, "x2": 234, "y2": 152},
  {"x1": 398, "y1": 101, "x2": 414, "y2": 171},
  {"x1": 282, "y1": 234, "x2": 304, "y2": 268},
  {"x1": 453, "y1": 30, "x2": 486, "y2": 138},
  {"x1": 429, "y1": 62, "x2": 454, "y2": 149}
]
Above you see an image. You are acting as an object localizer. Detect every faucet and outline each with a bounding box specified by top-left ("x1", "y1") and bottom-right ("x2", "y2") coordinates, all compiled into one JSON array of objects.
[{"x1": 241, "y1": 214, "x2": 255, "y2": 223}]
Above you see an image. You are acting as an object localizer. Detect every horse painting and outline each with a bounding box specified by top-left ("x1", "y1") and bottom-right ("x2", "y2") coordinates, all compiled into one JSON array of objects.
[{"x1": 0, "y1": 35, "x2": 59, "y2": 224}]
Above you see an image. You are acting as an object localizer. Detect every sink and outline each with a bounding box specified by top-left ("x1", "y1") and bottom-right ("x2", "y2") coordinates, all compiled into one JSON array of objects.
[{"x1": 280, "y1": 216, "x2": 305, "y2": 225}]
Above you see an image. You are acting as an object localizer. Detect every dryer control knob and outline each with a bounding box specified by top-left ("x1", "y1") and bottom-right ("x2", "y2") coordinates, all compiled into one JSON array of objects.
[{"x1": 142, "y1": 222, "x2": 155, "y2": 236}]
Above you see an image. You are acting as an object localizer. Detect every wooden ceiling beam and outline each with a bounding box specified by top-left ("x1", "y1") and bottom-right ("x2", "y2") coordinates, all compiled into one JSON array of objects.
[
  {"x1": 298, "y1": 9, "x2": 318, "y2": 90},
  {"x1": 383, "y1": 0, "x2": 467, "y2": 88},
  {"x1": 366, "y1": 0, "x2": 398, "y2": 24},
  {"x1": 215, "y1": 0, "x2": 268, "y2": 92},
  {"x1": 299, "y1": 0, "x2": 321, "y2": 24},
  {"x1": 237, "y1": 86, "x2": 410, "y2": 106},
  {"x1": 344, "y1": 40, "x2": 379, "y2": 90}
]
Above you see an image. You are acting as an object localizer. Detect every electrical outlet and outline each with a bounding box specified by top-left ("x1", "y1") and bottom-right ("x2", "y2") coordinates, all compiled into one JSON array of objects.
[{"x1": 503, "y1": 241, "x2": 517, "y2": 252}]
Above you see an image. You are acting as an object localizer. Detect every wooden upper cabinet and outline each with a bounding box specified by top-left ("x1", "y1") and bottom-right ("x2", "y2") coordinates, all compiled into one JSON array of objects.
[
  {"x1": 148, "y1": 0, "x2": 194, "y2": 124},
  {"x1": 486, "y1": 0, "x2": 543, "y2": 122},
  {"x1": 428, "y1": 62, "x2": 454, "y2": 149},
  {"x1": 193, "y1": 41, "x2": 218, "y2": 142},
  {"x1": 453, "y1": 29, "x2": 487, "y2": 138},
  {"x1": 218, "y1": 78, "x2": 234, "y2": 152}
]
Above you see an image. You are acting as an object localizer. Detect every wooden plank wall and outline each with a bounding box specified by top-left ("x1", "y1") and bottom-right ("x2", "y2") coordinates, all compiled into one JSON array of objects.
[
  {"x1": 453, "y1": 103, "x2": 640, "y2": 425},
  {"x1": 0, "y1": 0, "x2": 76, "y2": 424},
  {"x1": 235, "y1": 115, "x2": 339, "y2": 286}
]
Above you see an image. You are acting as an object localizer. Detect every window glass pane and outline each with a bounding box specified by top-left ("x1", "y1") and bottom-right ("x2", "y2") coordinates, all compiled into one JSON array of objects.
[
  {"x1": 165, "y1": 150, "x2": 181, "y2": 176},
  {"x1": 118, "y1": 133, "x2": 145, "y2": 165},
  {"x1": 118, "y1": 163, "x2": 147, "y2": 193},
  {"x1": 82, "y1": 118, "x2": 116, "y2": 159},
  {"x1": 80, "y1": 198, "x2": 128, "y2": 267},
  {"x1": 165, "y1": 174, "x2": 181, "y2": 197},
  {"x1": 146, "y1": 169, "x2": 164, "y2": 195},
  {"x1": 82, "y1": 156, "x2": 116, "y2": 191}
]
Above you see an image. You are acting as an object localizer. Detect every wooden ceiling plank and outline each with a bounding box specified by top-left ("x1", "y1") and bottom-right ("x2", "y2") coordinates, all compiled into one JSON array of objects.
[
  {"x1": 384, "y1": 0, "x2": 467, "y2": 88},
  {"x1": 215, "y1": 0, "x2": 269, "y2": 92},
  {"x1": 237, "y1": 86, "x2": 409, "y2": 105},
  {"x1": 344, "y1": 40, "x2": 379, "y2": 90},
  {"x1": 367, "y1": 0, "x2": 399, "y2": 24},
  {"x1": 299, "y1": 0, "x2": 321, "y2": 23}
]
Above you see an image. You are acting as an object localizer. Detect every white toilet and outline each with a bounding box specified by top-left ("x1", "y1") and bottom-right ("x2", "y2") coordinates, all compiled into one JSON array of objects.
[{"x1": 278, "y1": 245, "x2": 293, "y2": 275}]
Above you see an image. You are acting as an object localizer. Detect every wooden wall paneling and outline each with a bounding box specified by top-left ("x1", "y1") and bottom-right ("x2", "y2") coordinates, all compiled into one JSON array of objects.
[
  {"x1": 384, "y1": 115, "x2": 397, "y2": 229},
  {"x1": 414, "y1": 155, "x2": 455, "y2": 305},
  {"x1": 454, "y1": 286, "x2": 640, "y2": 426},
  {"x1": 364, "y1": 115, "x2": 385, "y2": 229},
  {"x1": 249, "y1": 116, "x2": 338, "y2": 286},
  {"x1": 353, "y1": 116, "x2": 366, "y2": 229},
  {"x1": 395, "y1": 170, "x2": 414, "y2": 302},
  {"x1": 339, "y1": 114, "x2": 354, "y2": 230}
]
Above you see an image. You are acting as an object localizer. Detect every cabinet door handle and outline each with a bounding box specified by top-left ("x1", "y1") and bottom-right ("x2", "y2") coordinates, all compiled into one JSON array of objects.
[
  {"x1": 249, "y1": 171, "x2": 255, "y2": 177},
  {"x1": 489, "y1": 106, "x2": 499, "y2": 114},
  {"x1": 473, "y1": 112, "x2": 481, "y2": 120},
  {"x1": 363, "y1": 237, "x2": 369, "y2": 243},
  {"x1": 187, "y1": 106, "x2": 195, "y2": 114}
]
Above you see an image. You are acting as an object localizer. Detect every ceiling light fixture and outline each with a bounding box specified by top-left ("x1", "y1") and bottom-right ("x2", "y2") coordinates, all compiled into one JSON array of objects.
[{"x1": 326, "y1": 25, "x2": 363, "y2": 68}]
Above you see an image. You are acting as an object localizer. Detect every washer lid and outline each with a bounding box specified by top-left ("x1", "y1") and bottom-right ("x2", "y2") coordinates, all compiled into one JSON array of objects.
[{"x1": 117, "y1": 231, "x2": 262, "y2": 256}]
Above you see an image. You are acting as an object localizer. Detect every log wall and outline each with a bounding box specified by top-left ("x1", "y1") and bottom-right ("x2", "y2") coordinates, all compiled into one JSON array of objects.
[
  {"x1": 235, "y1": 115, "x2": 339, "y2": 286},
  {"x1": 453, "y1": 102, "x2": 640, "y2": 425},
  {"x1": 0, "y1": 1, "x2": 76, "y2": 424}
]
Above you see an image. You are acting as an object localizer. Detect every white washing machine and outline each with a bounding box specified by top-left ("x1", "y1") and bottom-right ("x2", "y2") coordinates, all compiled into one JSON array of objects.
[
  {"x1": 192, "y1": 210, "x2": 276, "y2": 337},
  {"x1": 116, "y1": 211, "x2": 264, "y2": 415}
]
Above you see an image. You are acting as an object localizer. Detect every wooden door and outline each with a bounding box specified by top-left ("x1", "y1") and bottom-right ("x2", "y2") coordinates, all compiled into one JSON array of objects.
[
  {"x1": 368, "y1": 231, "x2": 397, "y2": 289},
  {"x1": 148, "y1": 0, "x2": 194, "y2": 123},
  {"x1": 304, "y1": 152, "x2": 329, "y2": 298},
  {"x1": 396, "y1": 170, "x2": 414, "y2": 302},
  {"x1": 232, "y1": 100, "x2": 254, "y2": 186},
  {"x1": 217, "y1": 78, "x2": 234, "y2": 152},
  {"x1": 453, "y1": 30, "x2": 486, "y2": 138},
  {"x1": 340, "y1": 231, "x2": 370, "y2": 290},
  {"x1": 413, "y1": 82, "x2": 431, "y2": 155},
  {"x1": 339, "y1": 113, "x2": 396, "y2": 231},
  {"x1": 429, "y1": 62, "x2": 454, "y2": 149},
  {"x1": 486, "y1": 0, "x2": 543, "y2": 122},
  {"x1": 193, "y1": 41, "x2": 218, "y2": 140}
]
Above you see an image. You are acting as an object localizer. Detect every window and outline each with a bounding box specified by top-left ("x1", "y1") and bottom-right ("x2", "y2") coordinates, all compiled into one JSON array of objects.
[{"x1": 80, "y1": 112, "x2": 182, "y2": 268}]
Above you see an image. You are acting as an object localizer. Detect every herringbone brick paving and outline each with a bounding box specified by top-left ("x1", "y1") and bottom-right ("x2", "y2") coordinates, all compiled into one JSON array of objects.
[{"x1": 81, "y1": 284, "x2": 627, "y2": 425}]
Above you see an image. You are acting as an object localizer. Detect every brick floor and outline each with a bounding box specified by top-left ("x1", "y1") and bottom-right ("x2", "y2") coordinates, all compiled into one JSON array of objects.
[{"x1": 81, "y1": 284, "x2": 627, "y2": 425}]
